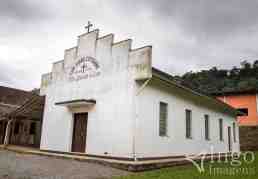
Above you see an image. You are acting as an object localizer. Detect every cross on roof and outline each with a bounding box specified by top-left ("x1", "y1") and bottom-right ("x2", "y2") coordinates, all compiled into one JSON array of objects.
[{"x1": 85, "y1": 21, "x2": 93, "y2": 33}]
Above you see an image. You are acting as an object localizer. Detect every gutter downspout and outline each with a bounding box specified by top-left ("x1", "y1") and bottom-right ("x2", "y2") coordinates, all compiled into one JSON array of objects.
[{"x1": 133, "y1": 78, "x2": 151, "y2": 161}]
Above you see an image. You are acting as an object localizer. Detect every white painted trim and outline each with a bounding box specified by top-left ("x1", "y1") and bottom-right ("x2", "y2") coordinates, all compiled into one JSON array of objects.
[{"x1": 4, "y1": 119, "x2": 14, "y2": 146}]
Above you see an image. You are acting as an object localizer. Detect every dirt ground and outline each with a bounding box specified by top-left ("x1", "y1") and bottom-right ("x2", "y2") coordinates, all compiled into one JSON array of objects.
[{"x1": 0, "y1": 150, "x2": 129, "y2": 179}]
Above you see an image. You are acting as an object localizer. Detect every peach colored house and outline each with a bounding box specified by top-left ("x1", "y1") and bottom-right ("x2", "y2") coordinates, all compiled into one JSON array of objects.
[{"x1": 215, "y1": 90, "x2": 258, "y2": 126}]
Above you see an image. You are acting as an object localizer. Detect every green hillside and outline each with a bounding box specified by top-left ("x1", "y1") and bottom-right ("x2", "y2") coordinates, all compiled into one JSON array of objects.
[{"x1": 176, "y1": 60, "x2": 258, "y2": 95}]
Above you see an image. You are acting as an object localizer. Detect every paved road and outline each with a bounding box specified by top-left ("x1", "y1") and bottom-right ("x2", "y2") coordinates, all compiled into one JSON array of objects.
[{"x1": 0, "y1": 150, "x2": 129, "y2": 179}]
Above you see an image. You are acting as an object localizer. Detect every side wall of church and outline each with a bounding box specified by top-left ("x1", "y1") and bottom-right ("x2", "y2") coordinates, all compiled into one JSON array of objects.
[{"x1": 136, "y1": 80, "x2": 240, "y2": 158}]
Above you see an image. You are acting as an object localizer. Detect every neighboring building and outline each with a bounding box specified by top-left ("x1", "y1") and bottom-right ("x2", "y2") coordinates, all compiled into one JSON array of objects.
[
  {"x1": 37, "y1": 29, "x2": 240, "y2": 160},
  {"x1": 0, "y1": 86, "x2": 32, "y2": 114},
  {"x1": 215, "y1": 90, "x2": 258, "y2": 126},
  {"x1": 0, "y1": 86, "x2": 31, "y2": 144},
  {"x1": 0, "y1": 86, "x2": 44, "y2": 147}
]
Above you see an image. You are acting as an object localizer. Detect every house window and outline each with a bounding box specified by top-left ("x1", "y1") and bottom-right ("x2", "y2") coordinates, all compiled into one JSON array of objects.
[
  {"x1": 237, "y1": 108, "x2": 248, "y2": 116},
  {"x1": 219, "y1": 119, "x2": 223, "y2": 141},
  {"x1": 159, "y1": 102, "x2": 168, "y2": 136},
  {"x1": 205, "y1": 115, "x2": 210, "y2": 140},
  {"x1": 29, "y1": 123, "x2": 36, "y2": 135},
  {"x1": 233, "y1": 122, "x2": 237, "y2": 142},
  {"x1": 186, "y1": 109, "x2": 192, "y2": 139},
  {"x1": 14, "y1": 122, "x2": 20, "y2": 134}
]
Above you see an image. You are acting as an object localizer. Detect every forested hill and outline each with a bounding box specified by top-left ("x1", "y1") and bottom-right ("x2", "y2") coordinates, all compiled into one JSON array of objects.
[{"x1": 176, "y1": 60, "x2": 258, "y2": 96}]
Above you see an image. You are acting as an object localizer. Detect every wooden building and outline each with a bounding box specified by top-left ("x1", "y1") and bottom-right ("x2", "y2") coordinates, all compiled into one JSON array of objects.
[{"x1": 0, "y1": 86, "x2": 44, "y2": 148}]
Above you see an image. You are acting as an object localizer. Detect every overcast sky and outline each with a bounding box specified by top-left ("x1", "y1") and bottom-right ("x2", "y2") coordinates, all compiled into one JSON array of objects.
[{"x1": 1, "y1": 0, "x2": 258, "y2": 90}]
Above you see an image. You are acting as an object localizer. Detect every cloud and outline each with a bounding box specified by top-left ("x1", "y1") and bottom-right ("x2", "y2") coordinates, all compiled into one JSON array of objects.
[
  {"x1": 0, "y1": 0, "x2": 51, "y2": 21},
  {"x1": 1, "y1": 0, "x2": 258, "y2": 89},
  {"x1": 0, "y1": 60, "x2": 15, "y2": 86},
  {"x1": 113, "y1": 0, "x2": 258, "y2": 38},
  {"x1": 0, "y1": 58, "x2": 44, "y2": 90},
  {"x1": 93, "y1": 0, "x2": 258, "y2": 74}
]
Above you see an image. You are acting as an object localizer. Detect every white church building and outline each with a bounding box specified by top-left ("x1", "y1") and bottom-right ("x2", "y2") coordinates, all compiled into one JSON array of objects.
[{"x1": 39, "y1": 29, "x2": 240, "y2": 161}]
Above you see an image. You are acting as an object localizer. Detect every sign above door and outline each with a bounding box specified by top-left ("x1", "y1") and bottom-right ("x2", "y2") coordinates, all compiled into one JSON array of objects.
[{"x1": 69, "y1": 56, "x2": 100, "y2": 81}]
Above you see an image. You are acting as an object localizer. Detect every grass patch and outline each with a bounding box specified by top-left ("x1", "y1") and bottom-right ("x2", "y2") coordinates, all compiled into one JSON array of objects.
[{"x1": 115, "y1": 152, "x2": 258, "y2": 179}]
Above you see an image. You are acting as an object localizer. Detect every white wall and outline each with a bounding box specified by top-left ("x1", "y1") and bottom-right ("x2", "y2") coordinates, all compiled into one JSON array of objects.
[
  {"x1": 40, "y1": 29, "x2": 240, "y2": 159},
  {"x1": 135, "y1": 80, "x2": 240, "y2": 158},
  {"x1": 40, "y1": 30, "x2": 152, "y2": 158}
]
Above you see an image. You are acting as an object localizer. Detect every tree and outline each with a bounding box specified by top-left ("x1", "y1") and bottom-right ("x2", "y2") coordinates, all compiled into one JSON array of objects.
[
  {"x1": 253, "y1": 60, "x2": 258, "y2": 68},
  {"x1": 240, "y1": 60, "x2": 251, "y2": 69},
  {"x1": 179, "y1": 60, "x2": 258, "y2": 95}
]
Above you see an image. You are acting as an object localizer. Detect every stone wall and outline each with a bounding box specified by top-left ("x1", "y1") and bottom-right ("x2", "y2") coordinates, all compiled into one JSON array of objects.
[{"x1": 239, "y1": 126, "x2": 258, "y2": 151}]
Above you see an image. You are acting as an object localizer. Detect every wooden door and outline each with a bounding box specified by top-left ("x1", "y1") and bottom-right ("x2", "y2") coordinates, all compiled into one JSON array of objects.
[
  {"x1": 72, "y1": 113, "x2": 88, "y2": 153},
  {"x1": 228, "y1": 126, "x2": 232, "y2": 152}
]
